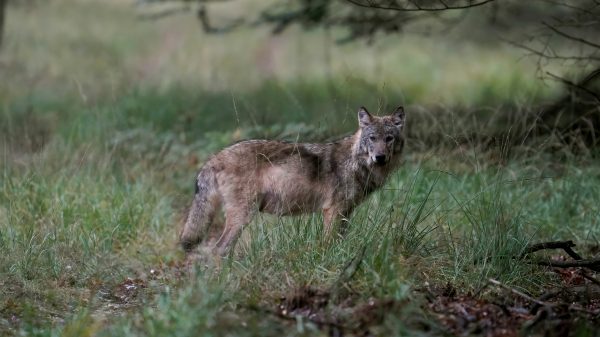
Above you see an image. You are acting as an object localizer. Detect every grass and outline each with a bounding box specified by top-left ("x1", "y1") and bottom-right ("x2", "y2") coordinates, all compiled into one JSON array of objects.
[
  {"x1": 1, "y1": 0, "x2": 599, "y2": 336},
  {"x1": 3, "y1": 136, "x2": 599, "y2": 335}
]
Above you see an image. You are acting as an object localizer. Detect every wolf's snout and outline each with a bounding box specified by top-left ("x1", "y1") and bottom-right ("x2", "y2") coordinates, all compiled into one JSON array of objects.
[{"x1": 375, "y1": 155, "x2": 387, "y2": 165}]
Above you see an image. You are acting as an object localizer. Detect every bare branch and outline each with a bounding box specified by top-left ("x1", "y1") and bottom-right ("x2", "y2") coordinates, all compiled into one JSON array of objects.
[
  {"x1": 138, "y1": 6, "x2": 191, "y2": 20},
  {"x1": 197, "y1": 5, "x2": 243, "y2": 33},
  {"x1": 504, "y1": 39, "x2": 600, "y2": 62},
  {"x1": 579, "y1": 67, "x2": 600, "y2": 86},
  {"x1": 345, "y1": 0, "x2": 495, "y2": 12},
  {"x1": 546, "y1": 71, "x2": 600, "y2": 103},
  {"x1": 540, "y1": 0, "x2": 600, "y2": 15},
  {"x1": 543, "y1": 22, "x2": 600, "y2": 50}
]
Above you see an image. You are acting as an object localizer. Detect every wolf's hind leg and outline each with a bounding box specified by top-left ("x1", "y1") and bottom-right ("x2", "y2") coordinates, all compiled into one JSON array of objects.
[
  {"x1": 214, "y1": 203, "x2": 253, "y2": 256},
  {"x1": 180, "y1": 170, "x2": 220, "y2": 253},
  {"x1": 180, "y1": 194, "x2": 220, "y2": 252}
]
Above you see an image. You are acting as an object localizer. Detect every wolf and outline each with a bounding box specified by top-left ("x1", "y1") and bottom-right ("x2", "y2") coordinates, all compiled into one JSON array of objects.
[{"x1": 180, "y1": 106, "x2": 406, "y2": 256}]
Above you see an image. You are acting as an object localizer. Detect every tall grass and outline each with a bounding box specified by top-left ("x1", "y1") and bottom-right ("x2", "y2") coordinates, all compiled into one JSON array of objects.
[{"x1": 3, "y1": 134, "x2": 600, "y2": 335}]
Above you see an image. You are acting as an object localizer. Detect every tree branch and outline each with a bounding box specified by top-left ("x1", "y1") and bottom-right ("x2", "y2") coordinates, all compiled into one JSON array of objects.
[
  {"x1": 138, "y1": 6, "x2": 191, "y2": 20},
  {"x1": 578, "y1": 67, "x2": 600, "y2": 87},
  {"x1": 345, "y1": 0, "x2": 495, "y2": 12},
  {"x1": 503, "y1": 39, "x2": 600, "y2": 62},
  {"x1": 546, "y1": 71, "x2": 600, "y2": 103},
  {"x1": 543, "y1": 22, "x2": 600, "y2": 50},
  {"x1": 197, "y1": 5, "x2": 243, "y2": 33}
]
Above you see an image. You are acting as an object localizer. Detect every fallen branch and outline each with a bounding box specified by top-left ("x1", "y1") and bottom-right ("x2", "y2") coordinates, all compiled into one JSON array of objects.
[
  {"x1": 529, "y1": 290, "x2": 563, "y2": 314},
  {"x1": 522, "y1": 308, "x2": 550, "y2": 331},
  {"x1": 490, "y1": 279, "x2": 600, "y2": 322},
  {"x1": 529, "y1": 285, "x2": 600, "y2": 316},
  {"x1": 582, "y1": 270, "x2": 600, "y2": 287},
  {"x1": 534, "y1": 258, "x2": 600, "y2": 269},
  {"x1": 521, "y1": 240, "x2": 600, "y2": 272},
  {"x1": 488, "y1": 279, "x2": 553, "y2": 307},
  {"x1": 520, "y1": 240, "x2": 581, "y2": 259}
]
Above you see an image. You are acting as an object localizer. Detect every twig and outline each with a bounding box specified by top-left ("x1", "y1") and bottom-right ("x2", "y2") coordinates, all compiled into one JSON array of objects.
[
  {"x1": 488, "y1": 279, "x2": 554, "y2": 307},
  {"x1": 522, "y1": 308, "x2": 549, "y2": 331},
  {"x1": 568, "y1": 303, "x2": 600, "y2": 316},
  {"x1": 580, "y1": 68, "x2": 600, "y2": 86},
  {"x1": 529, "y1": 290, "x2": 561, "y2": 314},
  {"x1": 504, "y1": 39, "x2": 600, "y2": 62},
  {"x1": 540, "y1": 0, "x2": 600, "y2": 15},
  {"x1": 541, "y1": 67, "x2": 600, "y2": 117},
  {"x1": 488, "y1": 280, "x2": 600, "y2": 325},
  {"x1": 529, "y1": 285, "x2": 600, "y2": 315}
]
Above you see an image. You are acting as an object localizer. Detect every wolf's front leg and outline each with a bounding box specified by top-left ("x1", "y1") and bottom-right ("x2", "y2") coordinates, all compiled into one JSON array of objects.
[{"x1": 323, "y1": 206, "x2": 352, "y2": 240}]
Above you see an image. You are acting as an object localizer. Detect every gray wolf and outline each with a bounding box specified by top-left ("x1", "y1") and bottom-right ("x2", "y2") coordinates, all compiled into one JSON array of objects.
[{"x1": 180, "y1": 106, "x2": 406, "y2": 256}]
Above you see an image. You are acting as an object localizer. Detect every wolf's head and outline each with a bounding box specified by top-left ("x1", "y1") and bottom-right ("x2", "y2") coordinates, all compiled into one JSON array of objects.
[{"x1": 357, "y1": 106, "x2": 406, "y2": 167}]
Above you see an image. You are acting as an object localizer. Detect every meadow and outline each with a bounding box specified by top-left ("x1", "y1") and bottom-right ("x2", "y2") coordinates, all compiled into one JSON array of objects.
[{"x1": 1, "y1": 1, "x2": 599, "y2": 336}]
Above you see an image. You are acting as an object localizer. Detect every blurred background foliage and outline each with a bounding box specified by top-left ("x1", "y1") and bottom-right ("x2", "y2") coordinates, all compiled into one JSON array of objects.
[{"x1": 1, "y1": 0, "x2": 598, "y2": 154}]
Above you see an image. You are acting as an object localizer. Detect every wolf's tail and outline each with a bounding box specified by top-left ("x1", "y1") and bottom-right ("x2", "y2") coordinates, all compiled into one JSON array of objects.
[{"x1": 180, "y1": 166, "x2": 220, "y2": 253}]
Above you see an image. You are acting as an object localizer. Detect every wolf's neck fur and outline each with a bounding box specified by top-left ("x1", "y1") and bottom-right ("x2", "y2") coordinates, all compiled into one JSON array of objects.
[
  {"x1": 349, "y1": 130, "x2": 364, "y2": 159},
  {"x1": 334, "y1": 130, "x2": 394, "y2": 198}
]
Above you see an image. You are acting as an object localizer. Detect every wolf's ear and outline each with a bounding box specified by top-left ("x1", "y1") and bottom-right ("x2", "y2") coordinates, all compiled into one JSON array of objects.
[
  {"x1": 391, "y1": 106, "x2": 405, "y2": 128},
  {"x1": 358, "y1": 107, "x2": 373, "y2": 128}
]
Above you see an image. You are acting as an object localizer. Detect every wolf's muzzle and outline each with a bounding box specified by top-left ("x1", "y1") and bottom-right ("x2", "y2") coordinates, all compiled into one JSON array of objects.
[{"x1": 375, "y1": 155, "x2": 387, "y2": 166}]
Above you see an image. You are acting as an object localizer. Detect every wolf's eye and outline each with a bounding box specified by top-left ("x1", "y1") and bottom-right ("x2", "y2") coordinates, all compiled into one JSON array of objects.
[
  {"x1": 369, "y1": 136, "x2": 376, "y2": 141},
  {"x1": 385, "y1": 136, "x2": 394, "y2": 142}
]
